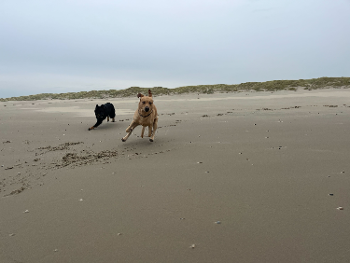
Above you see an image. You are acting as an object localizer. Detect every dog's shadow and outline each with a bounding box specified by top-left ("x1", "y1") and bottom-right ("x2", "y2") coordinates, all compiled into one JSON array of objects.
[
  {"x1": 88, "y1": 122, "x2": 117, "y2": 131},
  {"x1": 120, "y1": 135, "x2": 164, "y2": 147}
]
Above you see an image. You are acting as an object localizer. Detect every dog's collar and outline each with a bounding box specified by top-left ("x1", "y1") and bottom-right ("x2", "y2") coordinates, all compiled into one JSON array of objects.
[{"x1": 138, "y1": 109, "x2": 153, "y2": 118}]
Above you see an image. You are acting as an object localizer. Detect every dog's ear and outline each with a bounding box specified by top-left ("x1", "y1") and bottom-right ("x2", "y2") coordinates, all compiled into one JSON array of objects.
[
  {"x1": 148, "y1": 89, "x2": 153, "y2": 97},
  {"x1": 95, "y1": 104, "x2": 99, "y2": 109},
  {"x1": 137, "y1": 93, "x2": 144, "y2": 98}
]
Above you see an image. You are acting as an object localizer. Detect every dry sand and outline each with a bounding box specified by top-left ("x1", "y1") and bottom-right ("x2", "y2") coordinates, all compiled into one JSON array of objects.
[{"x1": 1, "y1": 89, "x2": 350, "y2": 263}]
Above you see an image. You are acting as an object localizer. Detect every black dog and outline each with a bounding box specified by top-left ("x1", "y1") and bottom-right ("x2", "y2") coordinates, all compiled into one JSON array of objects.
[{"x1": 88, "y1": 102, "x2": 116, "y2": 130}]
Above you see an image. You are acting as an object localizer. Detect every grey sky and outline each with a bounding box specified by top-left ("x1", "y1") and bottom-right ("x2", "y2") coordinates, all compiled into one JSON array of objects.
[{"x1": 1, "y1": 0, "x2": 349, "y2": 98}]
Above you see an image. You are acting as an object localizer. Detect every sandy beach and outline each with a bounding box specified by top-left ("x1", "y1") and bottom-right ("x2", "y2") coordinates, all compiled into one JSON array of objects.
[{"x1": 1, "y1": 89, "x2": 350, "y2": 263}]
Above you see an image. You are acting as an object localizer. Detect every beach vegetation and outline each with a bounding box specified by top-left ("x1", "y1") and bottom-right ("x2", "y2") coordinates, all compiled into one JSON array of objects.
[{"x1": 1, "y1": 77, "x2": 349, "y2": 101}]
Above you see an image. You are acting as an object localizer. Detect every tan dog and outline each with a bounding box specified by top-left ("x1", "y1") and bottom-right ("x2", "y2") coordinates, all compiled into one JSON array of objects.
[{"x1": 122, "y1": 89, "x2": 158, "y2": 142}]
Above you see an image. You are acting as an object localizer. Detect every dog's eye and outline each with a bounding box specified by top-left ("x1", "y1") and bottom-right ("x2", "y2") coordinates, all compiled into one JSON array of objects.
[
  {"x1": 142, "y1": 101, "x2": 145, "y2": 104},
  {"x1": 149, "y1": 102, "x2": 152, "y2": 105}
]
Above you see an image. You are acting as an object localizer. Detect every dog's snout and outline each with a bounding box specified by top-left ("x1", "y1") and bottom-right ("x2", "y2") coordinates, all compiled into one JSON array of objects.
[{"x1": 145, "y1": 106, "x2": 150, "y2": 112}]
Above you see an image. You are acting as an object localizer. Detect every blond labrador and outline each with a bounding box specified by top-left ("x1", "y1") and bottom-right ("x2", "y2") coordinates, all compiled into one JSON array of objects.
[{"x1": 122, "y1": 89, "x2": 158, "y2": 142}]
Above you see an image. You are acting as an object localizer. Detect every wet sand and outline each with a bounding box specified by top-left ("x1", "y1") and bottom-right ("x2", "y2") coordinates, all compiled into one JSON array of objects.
[{"x1": 1, "y1": 89, "x2": 350, "y2": 262}]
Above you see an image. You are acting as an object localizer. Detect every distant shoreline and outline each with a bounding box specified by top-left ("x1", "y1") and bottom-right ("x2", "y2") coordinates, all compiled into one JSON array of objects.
[{"x1": 1, "y1": 77, "x2": 349, "y2": 101}]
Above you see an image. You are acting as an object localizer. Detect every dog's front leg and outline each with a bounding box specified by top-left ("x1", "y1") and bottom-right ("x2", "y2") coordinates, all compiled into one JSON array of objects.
[
  {"x1": 148, "y1": 125, "x2": 152, "y2": 137},
  {"x1": 122, "y1": 128, "x2": 134, "y2": 142},
  {"x1": 125, "y1": 122, "x2": 135, "y2": 133},
  {"x1": 88, "y1": 119, "x2": 103, "y2": 130},
  {"x1": 141, "y1": 126, "x2": 146, "y2": 138},
  {"x1": 122, "y1": 121, "x2": 138, "y2": 142},
  {"x1": 107, "y1": 116, "x2": 110, "y2": 122},
  {"x1": 149, "y1": 119, "x2": 158, "y2": 142}
]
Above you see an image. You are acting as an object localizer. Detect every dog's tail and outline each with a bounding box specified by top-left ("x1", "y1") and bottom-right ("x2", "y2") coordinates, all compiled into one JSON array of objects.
[{"x1": 148, "y1": 89, "x2": 152, "y2": 97}]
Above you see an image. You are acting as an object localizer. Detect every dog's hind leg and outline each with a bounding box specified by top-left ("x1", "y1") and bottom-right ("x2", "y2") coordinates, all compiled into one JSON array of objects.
[
  {"x1": 107, "y1": 116, "x2": 110, "y2": 122},
  {"x1": 110, "y1": 105, "x2": 116, "y2": 122}
]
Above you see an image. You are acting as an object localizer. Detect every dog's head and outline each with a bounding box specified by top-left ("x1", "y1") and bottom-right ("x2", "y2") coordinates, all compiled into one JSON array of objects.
[
  {"x1": 137, "y1": 89, "x2": 154, "y2": 113},
  {"x1": 94, "y1": 104, "x2": 107, "y2": 119}
]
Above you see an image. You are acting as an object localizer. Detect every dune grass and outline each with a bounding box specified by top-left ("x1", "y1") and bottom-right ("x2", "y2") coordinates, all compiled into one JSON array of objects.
[{"x1": 1, "y1": 77, "x2": 349, "y2": 101}]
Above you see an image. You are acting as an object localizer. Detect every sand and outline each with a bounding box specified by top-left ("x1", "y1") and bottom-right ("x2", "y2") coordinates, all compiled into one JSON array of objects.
[{"x1": 1, "y1": 89, "x2": 350, "y2": 263}]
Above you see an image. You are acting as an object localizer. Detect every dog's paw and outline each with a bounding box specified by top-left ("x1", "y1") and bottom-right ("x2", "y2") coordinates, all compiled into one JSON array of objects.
[
  {"x1": 121, "y1": 138, "x2": 126, "y2": 142},
  {"x1": 149, "y1": 138, "x2": 154, "y2": 142}
]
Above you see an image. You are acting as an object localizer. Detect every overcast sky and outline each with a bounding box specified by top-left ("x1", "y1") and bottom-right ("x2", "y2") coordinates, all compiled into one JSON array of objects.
[{"x1": 1, "y1": 0, "x2": 349, "y2": 98}]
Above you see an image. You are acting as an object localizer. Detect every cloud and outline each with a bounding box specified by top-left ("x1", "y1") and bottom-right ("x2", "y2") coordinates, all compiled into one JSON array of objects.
[{"x1": 0, "y1": 0, "x2": 349, "y2": 97}]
